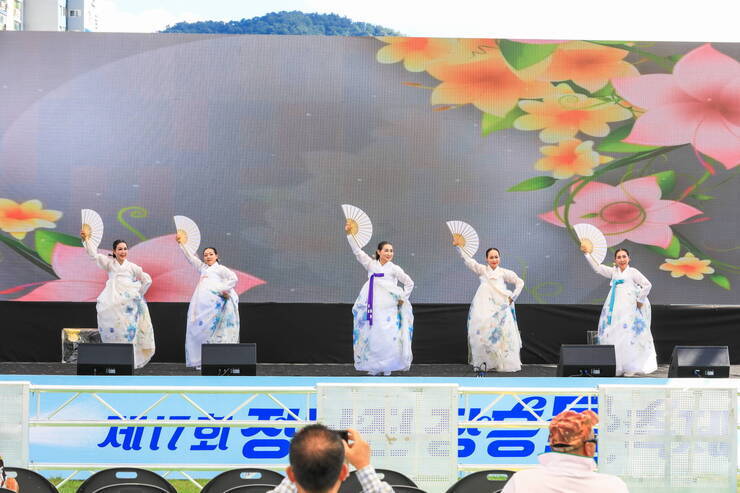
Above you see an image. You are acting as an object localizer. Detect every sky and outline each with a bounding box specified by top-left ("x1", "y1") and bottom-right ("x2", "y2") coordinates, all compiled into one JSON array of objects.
[{"x1": 95, "y1": 0, "x2": 740, "y2": 42}]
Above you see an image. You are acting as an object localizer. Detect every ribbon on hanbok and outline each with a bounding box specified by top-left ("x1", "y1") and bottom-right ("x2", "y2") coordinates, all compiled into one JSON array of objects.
[
  {"x1": 607, "y1": 279, "x2": 624, "y2": 324},
  {"x1": 367, "y1": 273, "x2": 385, "y2": 326}
]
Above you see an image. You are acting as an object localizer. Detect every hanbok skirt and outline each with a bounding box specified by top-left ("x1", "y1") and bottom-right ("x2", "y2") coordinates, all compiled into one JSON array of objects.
[
  {"x1": 96, "y1": 280, "x2": 155, "y2": 369},
  {"x1": 352, "y1": 280, "x2": 413, "y2": 374},
  {"x1": 185, "y1": 286, "x2": 240, "y2": 368},
  {"x1": 598, "y1": 283, "x2": 657, "y2": 375},
  {"x1": 467, "y1": 286, "x2": 522, "y2": 372}
]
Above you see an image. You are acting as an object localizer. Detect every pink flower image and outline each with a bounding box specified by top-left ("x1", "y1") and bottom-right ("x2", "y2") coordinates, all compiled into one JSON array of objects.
[
  {"x1": 540, "y1": 176, "x2": 703, "y2": 248},
  {"x1": 13, "y1": 234, "x2": 265, "y2": 301},
  {"x1": 613, "y1": 44, "x2": 740, "y2": 169}
]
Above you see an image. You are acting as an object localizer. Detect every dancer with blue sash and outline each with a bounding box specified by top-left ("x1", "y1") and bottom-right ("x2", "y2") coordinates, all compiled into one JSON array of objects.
[
  {"x1": 344, "y1": 221, "x2": 414, "y2": 375},
  {"x1": 581, "y1": 244, "x2": 657, "y2": 376}
]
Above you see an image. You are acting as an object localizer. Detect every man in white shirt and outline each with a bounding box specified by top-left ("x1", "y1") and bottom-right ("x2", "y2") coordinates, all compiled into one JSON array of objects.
[
  {"x1": 502, "y1": 409, "x2": 629, "y2": 493},
  {"x1": 268, "y1": 425, "x2": 394, "y2": 493}
]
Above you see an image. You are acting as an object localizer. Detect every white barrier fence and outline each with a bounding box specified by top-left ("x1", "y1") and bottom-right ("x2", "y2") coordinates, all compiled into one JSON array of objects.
[{"x1": 1, "y1": 381, "x2": 736, "y2": 491}]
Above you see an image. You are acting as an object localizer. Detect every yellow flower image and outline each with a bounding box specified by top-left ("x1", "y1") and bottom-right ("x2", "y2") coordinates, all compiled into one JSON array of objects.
[
  {"x1": 515, "y1": 84, "x2": 633, "y2": 143},
  {"x1": 535, "y1": 139, "x2": 612, "y2": 179},
  {"x1": 659, "y1": 252, "x2": 715, "y2": 280},
  {"x1": 376, "y1": 37, "x2": 458, "y2": 72},
  {"x1": 537, "y1": 41, "x2": 639, "y2": 92},
  {"x1": 426, "y1": 49, "x2": 555, "y2": 116},
  {"x1": 0, "y1": 198, "x2": 62, "y2": 240}
]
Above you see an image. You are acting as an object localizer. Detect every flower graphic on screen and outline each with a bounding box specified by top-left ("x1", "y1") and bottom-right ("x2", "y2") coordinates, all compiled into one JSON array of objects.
[
  {"x1": 13, "y1": 235, "x2": 265, "y2": 301},
  {"x1": 659, "y1": 252, "x2": 715, "y2": 280},
  {"x1": 534, "y1": 139, "x2": 612, "y2": 179},
  {"x1": 0, "y1": 199, "x2": 62, "y2": 240},
  {"x1": 612, "y1": 43, "x2": 740, "y2": 169},
  {"x1": 426, "y1": 50, "x2": 555, "y2": 116},
  {"x1": 537, "y1": 41, "x2": 639, "y2": 92},
  {"x1": 540, "y1": 176, "x2": 703, "y2": 248},
  {"x1": 515, "y1": 84, "x2": 633, "y2": 143},
  {"x1": 376, "y1": 37, "x2": 458, "y2": 72}
]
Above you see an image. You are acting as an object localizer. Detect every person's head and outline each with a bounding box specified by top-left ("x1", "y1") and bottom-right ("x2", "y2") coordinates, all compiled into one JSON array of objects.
[
  {"x1": 548, "y1": 409, "x2": 599, "y2": 457},
  {"x1": 110, "y1": 239, "x2": 128, "y2": 262},
  {"x1": 614, "y1": 248, "x2": 630, "y2": 270},
  {"x1": 286, "y1": 424, "x2": 348, "y2": 493},
  {"x1": 203, "y1": 247, "x2": 219, "y2": 266},
  {"x1": 485, "y1": 247, "x2": 501, "y2": 269},
  {"x1": 374, "y1": 241, "x2": 393, "y2": 263}
]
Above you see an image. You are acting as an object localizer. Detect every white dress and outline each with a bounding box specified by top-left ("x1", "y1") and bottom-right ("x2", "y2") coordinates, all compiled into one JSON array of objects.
[
  {"x1": 179, "y1": 245, "x2": 240, "y2": 368},
  {"x1": 458, "y1": 247, "x2": 524, "y2": 372},
  {"x1": 84, "y1": 240, "x2": 155, "y2": 368},
  {"x1": 584, "y1": 254, "x2": 657, "y2": 375},
  {"x1": 349, "y1": 240, "x2": 414, "y2": 374}
]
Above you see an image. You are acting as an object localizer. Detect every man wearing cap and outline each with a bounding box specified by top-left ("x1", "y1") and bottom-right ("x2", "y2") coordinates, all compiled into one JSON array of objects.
[{"x1": 501, "y1": 410, "x2": 628, "y2": 492}]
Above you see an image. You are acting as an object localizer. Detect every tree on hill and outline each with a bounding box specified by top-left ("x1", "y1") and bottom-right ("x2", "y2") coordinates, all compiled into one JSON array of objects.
[{"x1": 161, "y1": 10, "x2": 401, "y2": 36}]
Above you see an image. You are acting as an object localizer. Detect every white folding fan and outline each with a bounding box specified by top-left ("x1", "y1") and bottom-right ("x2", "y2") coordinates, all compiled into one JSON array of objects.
[
  {"x1": 342, "y1": 204, "x2": 373, "y2": 249},
  {"x1": 573, "y1": 223, "x2": 608, "y2": 265},
  {"x1": 81, "y1": 209, "x2": 104, "y2": 250},
  {"x1": 174, "y1": 215, "x2": 202, "y2": 254},
  {"x1": 446, "y1": 220, "x2": 480, "y2": 258}
]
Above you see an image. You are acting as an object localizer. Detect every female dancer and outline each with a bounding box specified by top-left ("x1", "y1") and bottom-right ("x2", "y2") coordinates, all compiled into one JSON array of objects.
[
  {"x1": 581, "y1": 244, "x2": 657, "y2": 376},
  {"x1": 80, "y1": 233, "x2": 155, "y2": 368},
  {"x1": 345, "y1": 222, "x2": 414, "y2": 375},
  {"x1": 176, "y1": 236, "x2": 240, "y2": 368},
  {"x1": 453, "y1": 239, "x2": 524, "y2": 372}
]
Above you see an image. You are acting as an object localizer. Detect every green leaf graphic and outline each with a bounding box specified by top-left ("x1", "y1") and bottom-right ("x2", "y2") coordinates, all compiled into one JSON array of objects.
[
  {"x1": 481, "y1": 106, "x2": 526, "y2": 136},
  {"x1": 651, "y1": 170, "x2": 676, "y2": 195},
  {"x1": 709, "y1": 274, "x2": 731, "y2": 290},
  {"x1": 645, "y1": 235, "x2": 680, "y2": 258},
  {"x1": 597, "y1": 122, "x2": 660, "y2": 153},
  {"x1": 35, "y1": 230, "x2": 82, "y2": 264},
  {"x1": 508, "y1": 176, "x2": 557, "y2": 192},
  {"x1": 499, "y1": 40, "x2": 557, "y2": 70}
]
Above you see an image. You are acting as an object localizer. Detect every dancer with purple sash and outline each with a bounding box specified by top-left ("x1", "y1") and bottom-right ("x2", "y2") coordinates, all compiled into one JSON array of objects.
[
  {"x1": 581, "y1": 244, "x2": 657, "y2": 376},
  {"x1": 343, "y1": 215, "x2": 414, "y2": 375}
]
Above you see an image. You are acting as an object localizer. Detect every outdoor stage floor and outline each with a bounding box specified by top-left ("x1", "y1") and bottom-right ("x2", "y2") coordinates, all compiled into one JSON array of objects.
[{"x1": 2, "y1": 362, "x2": 740, "y2": 378}]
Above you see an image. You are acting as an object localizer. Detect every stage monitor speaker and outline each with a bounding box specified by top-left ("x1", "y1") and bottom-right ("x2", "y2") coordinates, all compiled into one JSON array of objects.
[
  {"x1": 557, "y1": 344, "x2": 616, "y2": 377},
  {"x1": 201, "y1": 343, "x2": 257, "y2": 376},
  {"x1": 668, "y1": 345, "x2": 730, "y2": 378},
  {"x1": 77, "y1": 343, "x2": 134, "y2": 375}
]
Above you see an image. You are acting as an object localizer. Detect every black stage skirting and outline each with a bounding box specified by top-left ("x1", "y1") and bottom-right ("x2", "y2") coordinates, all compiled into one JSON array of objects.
[{"x1": 0, "y1": 302, "x2": 738, "y2": 364}]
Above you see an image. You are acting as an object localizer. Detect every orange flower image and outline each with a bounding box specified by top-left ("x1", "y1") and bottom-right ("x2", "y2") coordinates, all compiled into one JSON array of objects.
[
  {"x1": 0, "y1": 199, "x2": 62, "y2": 240},
  {"x1": 426, "y1": 50, "x2": 555, "y2": 116},
  {"x1": 515, "y1": 83, "x2": 633, "y2": 143},
  {"x1": 535, "y1": 139, "x2": 612, "y2": 179},
  {"x1": 660, "y1": 252, "x2": 715, "y2": 280},
  {"x1": 538, "y1": 41, "x2": 639, "y2": 92},
  {"x1": 376, "y1": 37, "x2": 458, "y2": 72}
]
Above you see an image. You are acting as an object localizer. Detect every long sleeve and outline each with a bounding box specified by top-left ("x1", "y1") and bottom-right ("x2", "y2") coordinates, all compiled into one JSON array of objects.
[
  {"x1": 584, "y1": 253, "x2": 613, "y2": 279},
  {"x1": 631, "y1": 268, "x2": 652, "y2": 302},
  {"x1": 219, "y1": 266, "x2": 238, "y2": 291},
  {"x1": 179, "y1": 243, "x2": 205, "y2": 271},
  {"x1": 503, "y1": 269, "x2": 525, "y2": 300},
  {"x1": 266, "y1": 477, "x2": 295, "y2": 493},
  {"x1": 83, "y1": 239, "x2": 111, "y2": 271},
  {"x1": 348, "y1": 235, "x2": 373, "y2": 270},
  {"x1": 457, "y1": 246, "x2": 486, "y2": 277},
  {"x1": 132, "y1": 264, "x2": 152, "y2": 295},
  {"x1": 354, "y1": 465, "x2": 395, "y2": 493},
  {"x1": 394, "y1": 265, "x2": 414, "y2": 300}
]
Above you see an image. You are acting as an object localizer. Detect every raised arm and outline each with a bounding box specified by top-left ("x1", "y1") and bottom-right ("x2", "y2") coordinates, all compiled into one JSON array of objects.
[
  {"x1": 631, "y1": 268, "x2": 652, "y2": 302},
  {"x1": 583, "y1": 253, "x2": 613, "y2": 279},
  {"x1": 82, "y1": 239, "x2": 112, "y2": 270},
  {"x1": 394, "y1": 265, "x2": 414, "y2": 299},
  {"x1": 503, "y1": 268, "x2": 525, "y2": 300},
  {"x1": 346, "y1": 235, "x2": 373, "y2": 270},
  {"x1": 178, "y1": 242, "x2": 205, "y2": 270},
  {"x1": 456, "y1": 246, "x2": 486, "y2": 277}
]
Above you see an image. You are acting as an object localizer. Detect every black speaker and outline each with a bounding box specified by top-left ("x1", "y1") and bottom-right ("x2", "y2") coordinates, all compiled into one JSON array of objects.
[
  {"x1": 77, "y1": 343, "x2": 134, "y2": 375},
  {"x1": 668, "y1": 346, "x2": 730, "y2": 378},
  {"x1": 557, "y1": 344, "x2": 616, "y2": 377},
  {"x1": 202, "y1": 343, "x2": 257, "y2": 376}
]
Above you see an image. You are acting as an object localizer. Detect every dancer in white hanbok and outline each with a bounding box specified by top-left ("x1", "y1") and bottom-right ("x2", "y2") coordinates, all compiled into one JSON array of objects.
[
  {"x1": 581, "y1": 245, "x2": 657, "y2": 376},
  {"x1": 454, "y1": 241, "x2": 524, "y2": 372},
  {"x1": 345, "y1": 223, "x2": 414, "y2": 375},
  {"x1": 81, "y1": 236, "x2": 155, "y2": 368},
  {"x1": 177, "y1": 239, "x2": 240, "y2": 368}
]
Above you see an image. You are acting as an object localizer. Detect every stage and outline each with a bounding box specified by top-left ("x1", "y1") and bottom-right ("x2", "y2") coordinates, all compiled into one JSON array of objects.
[{"x1": 2, "y1": 362, "x2": 740, "y2": 378}]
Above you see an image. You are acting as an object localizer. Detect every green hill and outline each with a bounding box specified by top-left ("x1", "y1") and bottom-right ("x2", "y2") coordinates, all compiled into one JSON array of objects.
[{"x1": 161, "y1": 10, "x2": 401, "y2": 36}]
